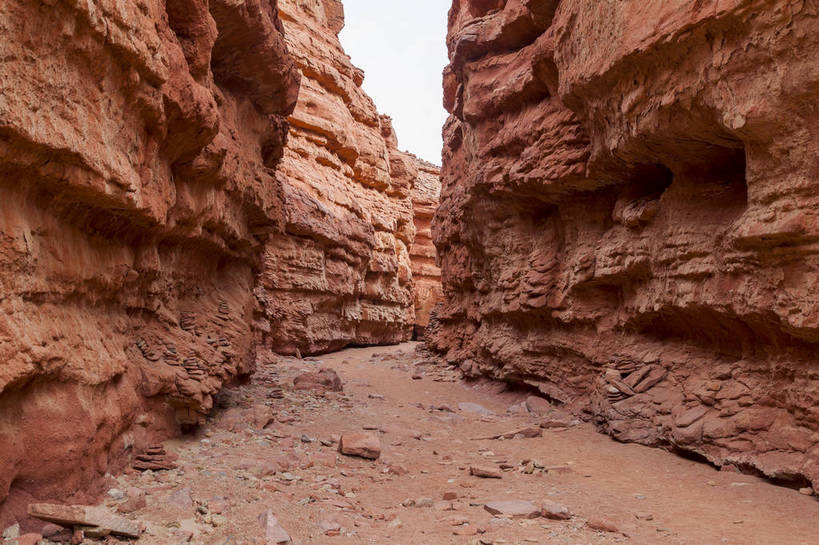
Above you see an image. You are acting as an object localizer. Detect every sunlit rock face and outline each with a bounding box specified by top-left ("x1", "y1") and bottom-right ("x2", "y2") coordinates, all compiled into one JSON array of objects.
[
  {"x1": 256, "y1": 0, "x2": 417, "y2": 355},
  {"x1": 431, "y1": 0, "x2": 819, "y2": 490},
  {"x1": 410, "y1": 160, "x2": 443, "y2": 339},
  {"x1": 0, "y1": 0, "x2": 299, "y2": 524}
]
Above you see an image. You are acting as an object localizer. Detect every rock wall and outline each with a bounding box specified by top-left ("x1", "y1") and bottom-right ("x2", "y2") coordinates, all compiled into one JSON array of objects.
[
  {"x1": 254, "y1": 0, "x2": 416, "y2": 355},
  {"x1": 410, "y1": 160, "x2": 443, "y2": 339},
  {"x1": 0, "y1": 0, "x2": 299, "y2": 524},
  {"x1": 431, "y1": 0, "x2": 819, "y2": 491}
]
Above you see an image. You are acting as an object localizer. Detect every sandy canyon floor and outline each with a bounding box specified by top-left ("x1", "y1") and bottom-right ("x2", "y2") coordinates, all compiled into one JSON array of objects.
[{"x1": 19, "y1": 342, "x2": 819, "y2": 545}]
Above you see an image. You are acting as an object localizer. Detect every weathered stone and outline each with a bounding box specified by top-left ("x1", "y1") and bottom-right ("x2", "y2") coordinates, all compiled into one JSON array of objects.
[
  {"x1": 483, "y1": 500, "x2": 540, "y2": 519},
  {"x1": 293, "y1": 369, "x2": 344, "y2": 392},
  {"x1": 541, "y1": 501, "x2": 571, "y2": 520},
  {"x1": 469, "y1": 466, "x2": 502, "y2": 479},
  {"x1": 28, "y1": 504, "x2": 140, "y2": 538},
  {"x1": 260, "y1": 510, "x2": 292, "y2": 544},
  {"x1": 338, "y1": 433, "x2": 381, "y2": 460},
  {"x1": 458, "y1": 403, "x2": 494, "y2": 416}
]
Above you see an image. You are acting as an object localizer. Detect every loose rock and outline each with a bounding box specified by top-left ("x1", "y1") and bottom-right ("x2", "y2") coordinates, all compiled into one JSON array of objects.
[{"x1": 338, "y1": 432, "x2": 381, "y2": 460}]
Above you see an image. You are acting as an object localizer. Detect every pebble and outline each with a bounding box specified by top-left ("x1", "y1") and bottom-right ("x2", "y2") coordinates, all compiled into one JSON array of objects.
[
  {"x1": 107, "y1": 488, "x2": 125, "y2": 500},
  {"x1": 799, "y1": 487, "x2": 814, "y2": 496}
]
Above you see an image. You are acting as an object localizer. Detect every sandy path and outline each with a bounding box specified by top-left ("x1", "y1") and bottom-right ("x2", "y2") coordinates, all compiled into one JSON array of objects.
[{"x1": 102, "y1": 342, "x2": 819, "y2": 545}]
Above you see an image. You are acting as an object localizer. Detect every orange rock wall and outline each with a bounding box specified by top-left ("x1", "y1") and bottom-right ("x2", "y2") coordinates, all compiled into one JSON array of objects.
[
  {"x1": 255, "y1": 0, "x2": 417, "y2": 355},
  {"x1": 0, "y1": 0, "x2": 299, "y2": 524},
  {"x1": 431, "y1": 0, "x2": 819, "y2": 491},
  {"x1": 410, "y1": 161, "x2": 443, "y2": 338}
]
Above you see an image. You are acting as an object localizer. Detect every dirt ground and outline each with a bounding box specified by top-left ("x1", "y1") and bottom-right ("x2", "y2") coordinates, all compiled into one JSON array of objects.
[{"x1": 84, "y1": 343, "x2": 819, "y2": 544}]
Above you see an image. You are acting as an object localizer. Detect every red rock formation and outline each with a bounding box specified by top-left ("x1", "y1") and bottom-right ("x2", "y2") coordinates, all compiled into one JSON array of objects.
[
  {"x1": 0, "y1": 0, "x2": 298, "y2": 525},
  {"x1": 431, "y1": 0, "x2": 819, "y2": 491},
  {"x1": 254, "y1": 0, "x2": 416, "y2": 355},
  {"x1": 410, "y1": 161, "x2": 443, "y2": 339}
]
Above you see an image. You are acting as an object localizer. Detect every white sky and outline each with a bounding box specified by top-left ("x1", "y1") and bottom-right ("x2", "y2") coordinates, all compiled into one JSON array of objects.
[{"x1": 339, "y1": 0, "x2": 449, "y2": 166}]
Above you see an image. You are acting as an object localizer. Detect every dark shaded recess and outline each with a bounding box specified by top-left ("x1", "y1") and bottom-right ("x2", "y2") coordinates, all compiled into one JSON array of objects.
[
  {"x1": 621, "y1": 163, "x2": 673, "y2": 201},
  {"x1": 624, "y1": 304, "x2": 819, "y2": 358}
]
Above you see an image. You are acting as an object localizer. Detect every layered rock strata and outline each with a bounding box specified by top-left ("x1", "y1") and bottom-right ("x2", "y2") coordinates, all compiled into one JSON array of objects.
[
  {"x1": 255, "y1": 0, "x2": 416, "y2": 355},
  {"x1": 0, "y1": 0, "x2": 299, "y2": 524},
  {"x1": 431, "y1": 0, "x2": 819, "y2": 491},
  {"x1": 410, "y1": 161, "x2": 443, "y2": 339}
]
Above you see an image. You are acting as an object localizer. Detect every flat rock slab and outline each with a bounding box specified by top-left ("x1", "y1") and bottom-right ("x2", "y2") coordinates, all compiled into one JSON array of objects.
[
  {"x1": 260, "y1": 510, "x2": 292, "y2": 544},
  {"x1": 339, "y1": 432, "x2": 381, "y2": 459},
  {"x1": 469, "y1": 465, "x2": 502, "y2": 479},
  {"x1": 471, "y1": 426, "x2": 542, "y2": 440},
  {"x1": 28, "y1": 504, "x2": 140, "y2": 538},
  {"x1": 458, "y1": 402, "x2": 494, "y2": 416},
  {"x1": 484, "y1": 500, "x2": 540, "y2": 519}
]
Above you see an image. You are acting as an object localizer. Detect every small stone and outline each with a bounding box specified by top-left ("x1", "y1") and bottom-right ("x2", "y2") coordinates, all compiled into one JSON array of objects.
[
  {"x1": 415, "y1": 497, "x2": 434, "y2": 508},
  {"x1": 386, "y1": 462, "x2": 409, "y2": 475},
  {"x1": 524, "y1": 396, "x2": 552, "y2": 416},
  {"x1": 470, "y1": 465, "x2": 502, "y2": 479},
  {"x1": 484, "y1": 500, "x2": 540, "y2": 519},
  {"x1": 118, "y1": 487, "x2": 147, "y2": 514},
  {"x1": 260, "y1": 510, "x2": 291, "y2": 544},
  {"x1": 16, "y1": 533, "x2": 43, "y2": 545},
  {"x1": 587, "y1": 517, "x2": 620, "y2": 533},
  {"x1": 541, "y1": 501, "x2": 571, "y2": 520},
  {"x1": 635, "y1": 512, "x2": 654, "y2": 521},
  {"x1": 107, "y1": 488, "x2": 125, "y2": 500},
  {"x1": 319, "y1": 519, "x2": 341, "y2": 536},
  {"x1": 799, "y1": 487, "x2": 814, "y2": 496},
  {"x1": 338, "y1": 432, "x2": 381, "y2": 460},
  {"x1": 40, "y1": 524, "x2": 64, "y2": 539},
  {"x1": 3, "y1": 524, "x2": 20, "y2": 539},
  {"x1": 443, "y1": 491, "x2": 458, "y2": 501},
  {"x1": 458, "y1": 402, "x2": 494, "y2": 416}
]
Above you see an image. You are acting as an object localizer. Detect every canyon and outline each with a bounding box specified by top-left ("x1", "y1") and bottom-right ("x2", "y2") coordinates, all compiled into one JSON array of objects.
[
  {"x1": 430, "y1": 0, "x2": 819, "y2": 493},
  {"x1": 0, "y1": 0, "x2": 439, "y2": 527},
  {"x1": 1, "y1": 0, "x2": 819, "y2": 541}
]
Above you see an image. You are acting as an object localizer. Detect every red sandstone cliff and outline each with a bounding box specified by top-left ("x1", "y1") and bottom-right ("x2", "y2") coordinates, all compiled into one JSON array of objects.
[
  {"x1": 410, "y1": 161, "x2": 443, "y2": 339},
  {"x1": 254, "y1": 0, "x2": 417, "y2": 355},
  {"x1": 431, "y1": 0, "x2": 819, "y2": 492},
  {"x1": 0, "y1": 0, "x2": 299, "y2": 524}
]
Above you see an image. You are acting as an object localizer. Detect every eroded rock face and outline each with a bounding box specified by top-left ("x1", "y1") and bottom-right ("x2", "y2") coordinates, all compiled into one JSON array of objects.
[
  {"x1": 431, "y1": 0, "x2": 819, "y2": 489},
  {"x1": 0, "y1": 0, "x2": 298, "y2": 524},
  {"x1": 410, "y1": 161, "x2": 443, "y2": 339},
  {"x1": 255, "y1": 0, "x2": 417, "y2": 355}
]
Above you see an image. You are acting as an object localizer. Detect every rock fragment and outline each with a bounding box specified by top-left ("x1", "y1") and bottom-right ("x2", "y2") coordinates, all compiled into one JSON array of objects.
[
  {"x1": 541, "y1": 501, "x2": 571, "y2": 520},
  {"x1": 338, "y1": 432, "x2": 381, "y2": 460},
  {"x1": 28, "y1": 503, "x2": 140, "y2": 538},
  {"x1": 483, "y1": 500, "x2": 540, "y2": 519},
  {"x1": 260, "y1": 510, "x2": 292, "y2": 544},
  {"x1": 469, "y1": 466, "x2": 502, "y2": 479}
]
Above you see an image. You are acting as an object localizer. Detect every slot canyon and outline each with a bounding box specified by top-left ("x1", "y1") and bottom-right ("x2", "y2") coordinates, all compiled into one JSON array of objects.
[{"x1": 0, "y1": 0, "x2": 817, "y2": 544}]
